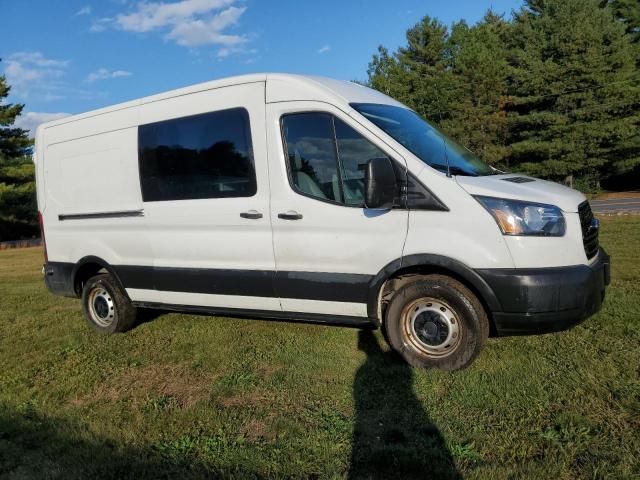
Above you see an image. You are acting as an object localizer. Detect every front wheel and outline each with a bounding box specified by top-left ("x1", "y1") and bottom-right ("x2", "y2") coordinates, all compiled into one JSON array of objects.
[
  {"x1": 81, "y1": 273, "x2": 137, "y2": 333},
  {"x1": 384, "y1": 275, "x2": 489, "y2": 371}
]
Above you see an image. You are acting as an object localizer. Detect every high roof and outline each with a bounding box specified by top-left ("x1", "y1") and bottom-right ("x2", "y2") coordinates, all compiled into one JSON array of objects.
[
  {"x1": 38, "y1": 73, "x2": 405, "y2": 131},
  {"x1": 264, "y1": 73, "x2": 405, "y2": 108}
]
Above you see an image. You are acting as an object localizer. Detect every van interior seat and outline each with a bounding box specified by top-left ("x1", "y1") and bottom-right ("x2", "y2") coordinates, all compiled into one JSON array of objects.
[
  {"x1": 292, "y1": 150, "x2": 326, "y2": 199},
  {"x1": 332, "y1": 173, "x2": 363, "y2": 205}
]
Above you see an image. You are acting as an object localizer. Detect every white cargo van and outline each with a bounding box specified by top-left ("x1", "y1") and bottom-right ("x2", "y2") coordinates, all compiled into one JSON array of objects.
[{"x1": 36, "y1": 74, "x2": 610, "y2": 370}]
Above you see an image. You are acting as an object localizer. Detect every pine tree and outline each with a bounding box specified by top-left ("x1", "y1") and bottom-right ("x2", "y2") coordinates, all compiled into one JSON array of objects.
[
  {"x1": 367, "y1": 46, "x2": 412, "y2": 106},
  {"x1": 368, "y1": 17, "x2": 460, "y2": 124},
  {"x1": 507, "y1": 0, "x2": 640, "y2": 186},
  {"x1": 442, "y1": 12, "x2": 512, "y2": 165},
  {"x1": 0, "y1": 68, "x2": 30, "y2": 158},
  {"x1": 0, "y1": 60, "x2": 37, "y2": 241},
  {"x1": 367, "y1": 14, "x2": 512, "y2": 166},
  {"x1": 606, "y1": 0, "x2": 640, "y2": 43}
]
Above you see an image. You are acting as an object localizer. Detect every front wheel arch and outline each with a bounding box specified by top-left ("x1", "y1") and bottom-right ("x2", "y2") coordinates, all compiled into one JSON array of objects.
[{"x1": 368, "y1": 254, "x2": 501, "y2": 333}]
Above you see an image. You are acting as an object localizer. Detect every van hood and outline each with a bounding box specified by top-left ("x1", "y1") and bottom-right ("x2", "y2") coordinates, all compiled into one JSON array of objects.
[{"x1": 455, "y1": 174, "x2": 586, "y2": 213}]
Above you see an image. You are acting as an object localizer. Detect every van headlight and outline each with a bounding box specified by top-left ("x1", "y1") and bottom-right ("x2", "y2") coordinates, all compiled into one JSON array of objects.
[{"x1": 474, "y1": 196, "x2": 566, "y2": 236}]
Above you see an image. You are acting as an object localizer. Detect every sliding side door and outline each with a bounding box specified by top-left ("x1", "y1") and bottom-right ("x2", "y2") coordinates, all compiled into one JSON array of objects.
[{"x1": 123, "y1": 82, "x2": 280, "y2": 312}]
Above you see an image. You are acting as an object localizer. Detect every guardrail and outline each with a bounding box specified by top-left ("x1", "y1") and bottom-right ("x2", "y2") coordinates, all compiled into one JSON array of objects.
[{"x1": 0, "y1": 239, "x2": 43, "y2": 250}]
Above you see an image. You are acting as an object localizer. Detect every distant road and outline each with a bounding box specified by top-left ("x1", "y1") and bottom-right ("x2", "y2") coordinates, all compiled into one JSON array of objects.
[
  {"x1": 0, "y1": 238, "x2": 42, "y2": 250},
  {"x1": 590, "y1": 197, "x2": 640, "y2": 214}
]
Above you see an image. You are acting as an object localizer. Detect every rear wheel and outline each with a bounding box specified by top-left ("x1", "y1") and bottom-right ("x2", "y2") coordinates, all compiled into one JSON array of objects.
[
  {"x1": 384, "y1": 275, "x2": 488, "y2": 371},
  {"x1": 81, "y1": 273, "x2": 137, "y2": 333}
]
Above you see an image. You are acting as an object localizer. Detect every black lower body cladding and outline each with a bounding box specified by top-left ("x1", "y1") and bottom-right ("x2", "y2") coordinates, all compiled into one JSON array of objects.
[
  {"x1": 477, "y1": 248, "x2": 610, "y2": 335},
  {"x1": 43, "y1": 262, "x2": 76, "y2": 298},
  {"x1": 43, "y1": 263, "x2": 372, "y2": 304},
  {"x1": 114, "y1": 266, "x2": 371, "y2": 303},
  {"x1": 42, "y1": 249, "x2": 611, "y2": 337}
]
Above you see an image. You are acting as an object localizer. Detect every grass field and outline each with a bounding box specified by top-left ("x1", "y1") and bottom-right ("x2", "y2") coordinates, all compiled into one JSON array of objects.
[{"x1": 1, "y1": 217, "x2": 639, "y2": 479}]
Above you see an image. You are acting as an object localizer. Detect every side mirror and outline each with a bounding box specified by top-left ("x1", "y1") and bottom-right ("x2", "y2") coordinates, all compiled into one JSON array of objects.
[{"x1": 365, "y1": 157, "x2": 396, "y2": 209}]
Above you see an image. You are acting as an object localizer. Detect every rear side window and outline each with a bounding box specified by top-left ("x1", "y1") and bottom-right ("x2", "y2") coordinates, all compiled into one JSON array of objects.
[
  {"x1": 138, "y1": 108, "x2": 256, "y2": 202},
  {"x1": 281, "y1": 113, "x2": 391, "y2": 206}
]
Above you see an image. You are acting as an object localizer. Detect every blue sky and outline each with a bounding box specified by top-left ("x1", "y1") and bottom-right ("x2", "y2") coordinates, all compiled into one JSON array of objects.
[{"x1": 1, "y1": 0, "x2": 522, "y2": 135}]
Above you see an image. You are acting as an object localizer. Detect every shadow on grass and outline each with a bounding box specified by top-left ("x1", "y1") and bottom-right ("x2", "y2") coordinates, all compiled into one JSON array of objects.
[
  {"x1": 134, "y1": 307, "x2": 166, "y2": 328},
  {"x1": 349, "y1": 330, "x2": 461, "y2": 480},
  {"x1": 0, "y1": 403, "x2": 248, "y2": 479},
  {"x1": 1, "y1": 331, "x2": 460, "y2": 479}
]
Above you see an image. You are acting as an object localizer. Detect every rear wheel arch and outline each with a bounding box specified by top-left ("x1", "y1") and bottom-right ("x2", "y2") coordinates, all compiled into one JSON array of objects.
[{"x1": 72, "y1": 256, "x2": 129, "y2": 299}]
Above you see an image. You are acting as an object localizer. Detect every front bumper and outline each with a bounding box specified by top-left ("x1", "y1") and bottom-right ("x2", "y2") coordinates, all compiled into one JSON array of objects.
[{"x1": 477, "y1": 248, "x2": 610, "y2": 336}]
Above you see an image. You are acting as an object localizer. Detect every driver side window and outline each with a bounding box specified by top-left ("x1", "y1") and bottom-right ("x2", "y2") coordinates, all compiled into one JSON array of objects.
[{"x1": 281, "y1": 112, "x2": 391, "y2": 206}]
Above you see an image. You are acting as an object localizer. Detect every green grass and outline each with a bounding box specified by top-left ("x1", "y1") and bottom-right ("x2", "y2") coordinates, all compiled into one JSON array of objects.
[{"x1": 1, "y1": 217, "x2": 639, "y2": 479}]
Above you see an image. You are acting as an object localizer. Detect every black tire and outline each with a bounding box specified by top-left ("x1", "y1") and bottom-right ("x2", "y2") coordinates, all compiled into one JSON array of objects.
[
  {"x1": 384, "y1": 275, "x2": 489, "y2": 371},
  {"x1": 81, "y1": 273, "x2": 137, "y2": 333}
]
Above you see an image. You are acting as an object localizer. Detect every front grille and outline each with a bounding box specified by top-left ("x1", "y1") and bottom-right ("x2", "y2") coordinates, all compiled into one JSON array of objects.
[{"x1": 578, "y1": 201, "x2": 599, "y2": 260}]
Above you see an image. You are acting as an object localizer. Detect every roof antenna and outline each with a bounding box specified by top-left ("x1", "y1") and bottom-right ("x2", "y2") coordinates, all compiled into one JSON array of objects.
[
  {"x1": 434, "y1": 90, "x2": 451, "y2": 178},
  {"x1": 442, "y1": 131, "x2": 451, "y2": 178}
]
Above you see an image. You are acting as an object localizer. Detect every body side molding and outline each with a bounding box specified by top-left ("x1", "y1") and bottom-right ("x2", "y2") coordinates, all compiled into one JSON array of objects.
[{"x1": 58, "y1": 209, "x2": 144, "y2": 221}]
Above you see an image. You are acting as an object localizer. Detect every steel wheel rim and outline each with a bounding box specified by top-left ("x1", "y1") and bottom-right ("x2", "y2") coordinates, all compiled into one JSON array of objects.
[
  {"x1": 401, "y1": 298, "x2": 462, "y2": 357},
  {"x1": 88, "y1": 287, "x2": 115, "y2": 327}
]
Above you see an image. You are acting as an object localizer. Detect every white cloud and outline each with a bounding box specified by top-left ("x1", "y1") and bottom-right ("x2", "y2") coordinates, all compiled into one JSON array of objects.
[
  {"x1": 3, "y1": 52, "x2": 69, "y2": 100},
  {"x1": 317, "y1": 45, "x2": 331, "y2": 54},
  {"x1": 89, "y1": 17, "x2": 113, "y2": 32},
  {"x1": 14, "y1": 112, "x2": 71, "y2": 136},
  {"x1": 86, "y1": 68, "x2": 133, "y2": 83},
  {"x1": 111, "y1": 70, "x2": 132, "y2": 78},
  {"x1": 96, "y1": 0, "x2": 250, "y2": 53},
  {"x1": 2, "y1": 51, "x2": 109, "y2": 102},
  {"x1": 6, "y1": 52, "x2": 69, "y2": 69},
  {"x1": 216, "y1": 46, "x2": 256, "y2": 60},
  {"x1": 116, "y1": 0, "x2": 235, "y2": 32},
  {"x1": 216, "y1": 47, "x2": 232, "y2": 58},
  {"x1": 166, "y1": 5, "x2": 246, "y2": 46},
  {"x1": 75, "y1": 5, "x2": 92, "y2": 16}
]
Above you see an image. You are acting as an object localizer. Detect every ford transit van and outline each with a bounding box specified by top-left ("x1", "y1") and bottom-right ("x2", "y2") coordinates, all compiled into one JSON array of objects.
[{"x1": 36, "y1": 74, "x2": 610, "y2": 370}]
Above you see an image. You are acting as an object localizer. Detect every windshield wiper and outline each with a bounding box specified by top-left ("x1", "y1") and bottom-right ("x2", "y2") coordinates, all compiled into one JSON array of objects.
[{"x1": 488, "y1": 167, "x2": 507, "y2": 175}]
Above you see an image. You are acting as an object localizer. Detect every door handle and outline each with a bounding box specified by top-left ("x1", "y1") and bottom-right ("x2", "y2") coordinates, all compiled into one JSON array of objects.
[
  {"x1": 278, "y1": 211, "x2": 303, "y2": 220},
  {"x1": 240, "y1": 210, "x2": 263, "y2": 220}
]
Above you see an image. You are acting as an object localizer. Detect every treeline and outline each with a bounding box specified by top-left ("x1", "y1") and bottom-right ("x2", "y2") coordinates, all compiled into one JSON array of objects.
[
  {"x1": 0, "y1": 71, "x2": 33, "y2": 241},
  {"x1": 0, "y1": 156, "x2": 35, "y2": 241},
  {"x1": 367, "y1": 0, "x2": 640, "y2": 191},
  {"x1": 1, "y1": 0, "x2": 639, "y2": 241}
]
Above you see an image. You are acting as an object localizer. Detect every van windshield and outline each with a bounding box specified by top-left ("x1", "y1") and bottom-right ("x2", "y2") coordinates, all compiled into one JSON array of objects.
[{"x1": 351, "y1": 103, "x2": 494, "y2": 177}]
